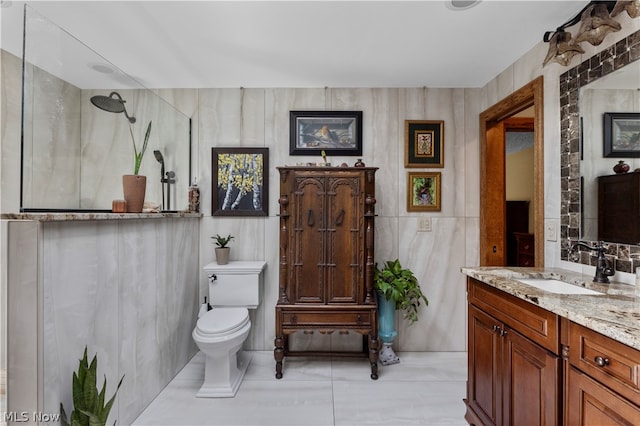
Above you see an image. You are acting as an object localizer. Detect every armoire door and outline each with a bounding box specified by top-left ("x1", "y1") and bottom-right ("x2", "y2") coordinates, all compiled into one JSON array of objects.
[
  {"x1": 326, "y1": 174, "x2": 362, "y2": 304},
  {"x1": 290, "y1": 174, "x2": 326, "y2": 304}
]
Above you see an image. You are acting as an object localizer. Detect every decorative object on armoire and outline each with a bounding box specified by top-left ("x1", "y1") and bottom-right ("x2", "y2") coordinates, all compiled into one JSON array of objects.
[
  {"x1": 374, "y1": 259, "x2": 427, "y2": 366},
  {"x1": 613, "y1": 160, "x2": 630, "y2": 174},
  {"x1": 211, "y1": 147, "x2": 269, "y2": 216},
  {"x1": 212, "y1": 234, "x2": 234, "y2": 265},
  {"x1": 404, "y1": 120, "x2": 444, "y2": 168},
  {"x1": 289, "y1": 111, "x2": 363, "y2": 156},
  {"x1": 407, "y1": 172, "x2": 441, "y2": 212},
  {"x1": 122, "y1": 174, "x2": 147, "y2": 213},
  {"x1": 59, "y1": 346, "x2": 124, "y2": 426},
  {"x1": 354, "y1": 158, "x2": 365, "y2": 167},
  {"x1": 274, "y1": 166, "x2": 379, "y2": 379}
]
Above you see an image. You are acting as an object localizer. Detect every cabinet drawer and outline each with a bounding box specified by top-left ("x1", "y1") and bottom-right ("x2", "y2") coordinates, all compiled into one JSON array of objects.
[
  {"x1": 569, "y1": 321, "x2": 640, "y2": 404},
  {"x1": 281, "y1": 310, "x2": 372, "y2": 327},
  {"x1": 516, "y1": 236, "x2": 535, "y2": 255},
  {"x1": 567, "y1": 366, "x2": 640, "y2": 424},
  {"x1": 467, "y1": 278, "x2": 559, "y2": 354},
  {"x1": 517, "y1": 254, "x2": 535, "y2": 267}
]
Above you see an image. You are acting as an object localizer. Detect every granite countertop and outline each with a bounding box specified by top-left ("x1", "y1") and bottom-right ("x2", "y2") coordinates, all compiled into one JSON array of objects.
[
  {"x1": 1, "y1": 211, "x2": 202, "y2": 221},
  {"x1": 461, "y1": 266, "x2": 640, "y2": 351}
]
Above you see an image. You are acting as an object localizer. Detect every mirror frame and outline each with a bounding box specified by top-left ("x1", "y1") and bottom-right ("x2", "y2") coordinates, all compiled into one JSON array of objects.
[{"x1": 560, "y1": 29, "x2": 640, "y2": 273}]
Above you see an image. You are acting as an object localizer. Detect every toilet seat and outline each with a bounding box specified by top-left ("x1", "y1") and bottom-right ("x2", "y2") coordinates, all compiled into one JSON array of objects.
[{"x1": 195, "y1": 307, "x2": 249, "y2": 337}]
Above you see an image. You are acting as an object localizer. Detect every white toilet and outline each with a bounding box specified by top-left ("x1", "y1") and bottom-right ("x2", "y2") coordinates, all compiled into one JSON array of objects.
[{"x1": 192, "y1": 260, "x2": 266, "y2": 397}]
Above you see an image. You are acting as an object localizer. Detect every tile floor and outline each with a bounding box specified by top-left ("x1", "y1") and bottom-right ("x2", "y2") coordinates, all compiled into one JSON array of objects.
[{"x1": 132, "y1": 351, "x2": 467, "y2": 426}]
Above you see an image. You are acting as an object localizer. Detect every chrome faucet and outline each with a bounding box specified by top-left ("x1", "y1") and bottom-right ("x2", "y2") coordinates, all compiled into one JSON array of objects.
[{"x1": 571, "y1": 241, "x2": 614, "y2": 283}]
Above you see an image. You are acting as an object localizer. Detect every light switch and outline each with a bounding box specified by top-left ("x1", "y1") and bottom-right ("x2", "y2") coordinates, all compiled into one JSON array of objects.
[
  {"x1": 418, "y1": 217, "x2": 432, "y2": 232},
  {"x1": 545, "y1": 220, "x2": 557, "y2": 241}
]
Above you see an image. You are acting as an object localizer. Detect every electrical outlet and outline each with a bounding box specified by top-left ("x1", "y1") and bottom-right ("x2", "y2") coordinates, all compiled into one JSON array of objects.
[
  {"x1": 418, "y1": 217, "x2": 431, "y2": 232},
  {"x1": 545, "y1": 219, "x2": 557, "y2": 241}
]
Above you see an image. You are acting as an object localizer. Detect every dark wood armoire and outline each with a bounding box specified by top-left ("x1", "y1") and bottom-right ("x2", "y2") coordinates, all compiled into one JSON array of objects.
[
  {"x1": 274, "y1": 166, "x2": 379, "y2": 380},
  {"x1": 598, "y1": 172, "x2": 640, "y2": 245}
]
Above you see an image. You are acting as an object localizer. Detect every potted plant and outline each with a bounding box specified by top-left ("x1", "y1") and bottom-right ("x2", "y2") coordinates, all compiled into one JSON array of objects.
[
  {"x1": 60, "y1": 346, "x2": 124, "y2": 426},
  {"x1": 122, "y1": 120, "x2": 152, "y2": 213},
  {"x1": 212, "y1": 234, "x2": 234, "y2": 265},
  {"x1": 374, "y1": 259, "x2": 428, "y2": 365}
]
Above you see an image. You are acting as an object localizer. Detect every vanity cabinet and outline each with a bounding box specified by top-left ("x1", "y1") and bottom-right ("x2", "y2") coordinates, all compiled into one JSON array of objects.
[
  {"x1": 465, "y1": 278, "x2": 561, "y2": 426},
  {"x1": 274, "y1": 167, "x2": 379, "y2": 380},
  {"x1": 566, "y1": 321, "x2": 640, "y2": 425},
  {"x1": 597, "y1": 172, "x2": 640, "y2": 245}
]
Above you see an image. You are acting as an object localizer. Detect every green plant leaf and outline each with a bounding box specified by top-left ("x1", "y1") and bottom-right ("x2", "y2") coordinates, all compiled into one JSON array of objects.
[
  {"x1": 373, "y1": 258, "x2": 428, "y2": 324},
  {"x1": 130, "y1": 121, "x2": 152, "y2": 175},
  {"x1": 61, "y1": 347, "x2": 124, "y2": 426}
]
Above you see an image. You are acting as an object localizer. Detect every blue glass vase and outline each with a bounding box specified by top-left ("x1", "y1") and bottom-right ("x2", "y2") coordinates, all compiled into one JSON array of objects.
[{"x1": 377, "y1": 292, "x2": 397, "y2": 344}]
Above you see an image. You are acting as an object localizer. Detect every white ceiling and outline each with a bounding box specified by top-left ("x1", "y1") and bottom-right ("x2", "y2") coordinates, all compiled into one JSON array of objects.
[{"x1": 1, "y1": 1, "x2": 590, "y2": 89}]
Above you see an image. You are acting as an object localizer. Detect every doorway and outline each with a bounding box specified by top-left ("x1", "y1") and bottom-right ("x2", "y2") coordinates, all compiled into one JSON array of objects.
[{"x1": 479, "y1": 77, "x2": 544, "y2": 267}]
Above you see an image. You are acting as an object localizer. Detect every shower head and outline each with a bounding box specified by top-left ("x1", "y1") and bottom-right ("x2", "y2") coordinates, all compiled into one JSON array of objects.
[
  {"x1": 90, "y1": 91, "x2": 136, "y2": 123},
  {"x1": 153, "y1": 150, "x2": 165, "y2": 177},
  {"x1": 153, "y1": 150, "x2": 165, "y2": 165}
]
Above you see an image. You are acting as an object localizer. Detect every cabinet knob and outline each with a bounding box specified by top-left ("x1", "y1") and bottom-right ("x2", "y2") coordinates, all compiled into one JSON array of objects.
[{"x1": 594, "y1": 356, "x2": 610, "y2": 367}]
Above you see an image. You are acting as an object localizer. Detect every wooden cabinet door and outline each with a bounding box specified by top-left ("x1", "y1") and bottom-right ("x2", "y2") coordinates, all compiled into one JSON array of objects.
[
  {"x1": 467, "y1": 304, "x2": 502, "y2": 426},
  {"x1": 503, "y1": 327, "x2": 560, "y2": 426},
  {"x1": 290, "y1": 175, "x2": 326, "y2": 304},
  {"x1": 326, "y1": 174, "x2": 362, "y2": 304},
  {"x1": 567, "y1": 366, "x2": 640, "y2": 426}
]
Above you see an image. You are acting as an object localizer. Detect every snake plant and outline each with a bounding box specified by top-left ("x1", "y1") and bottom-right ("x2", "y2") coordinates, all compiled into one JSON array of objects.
[
  {"x1": 129, "y1": 120, "x2": 152, "y2": 175},
  {"x1": 60, "y1": 346, "x2": 124, "y2": 426}
]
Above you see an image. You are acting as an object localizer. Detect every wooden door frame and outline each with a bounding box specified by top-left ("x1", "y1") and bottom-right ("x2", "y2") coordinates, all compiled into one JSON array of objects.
[{"x1": 479, "y1": 76, "x2": 544, "y2": 266}]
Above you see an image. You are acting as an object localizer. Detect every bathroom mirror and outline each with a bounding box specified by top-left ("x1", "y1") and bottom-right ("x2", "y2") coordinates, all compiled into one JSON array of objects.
[
  {"x1": 579, "y1": 64, "x2": 640, "y2": 243},
  {"x1": 560, "y1": 28, "x2": 640, "y2": 272},
  {"x1": 20, "y1": 5, "x2": 191, "y2": 212}
]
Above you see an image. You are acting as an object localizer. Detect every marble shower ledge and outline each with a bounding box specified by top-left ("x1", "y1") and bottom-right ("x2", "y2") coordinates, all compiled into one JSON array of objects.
[
  {"x1": 1, "y1": 211, "x2": 202, "y2": 221},
  {"x1": 461, "y1": 266, "x2": 640, "y2": 351}
]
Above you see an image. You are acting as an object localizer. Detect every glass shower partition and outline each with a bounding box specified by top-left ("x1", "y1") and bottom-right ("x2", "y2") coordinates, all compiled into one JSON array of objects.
[{"x1": 20, "y1": 4, "x2": 191, "y2": 212}]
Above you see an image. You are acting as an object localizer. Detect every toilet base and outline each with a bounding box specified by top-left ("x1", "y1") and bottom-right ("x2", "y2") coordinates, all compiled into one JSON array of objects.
[{"x1": 196, "y1": 350, "x2": 251, "y2": 398}]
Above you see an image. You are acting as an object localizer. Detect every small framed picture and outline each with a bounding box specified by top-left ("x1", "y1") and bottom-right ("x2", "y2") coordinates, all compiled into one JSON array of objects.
[
  {"x1": 289, "y1": 110, "x2": 363, "y2": 156},
  {"x1": 407, "y1": 172, "x2": 441, "y2": 212},
  {"x1": 405, "y1": 120, "x2": 444, "y2": 167},
  {"x1": 604, "y1": 112, "x2": 640, "y2": 157},
  {"x1": 211, "y1": 147, "x2": 269, "y2": 216}
]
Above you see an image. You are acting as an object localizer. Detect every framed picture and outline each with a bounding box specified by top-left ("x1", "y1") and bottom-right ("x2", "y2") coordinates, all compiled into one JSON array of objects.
[
  {"x1": 290, "y1": 111, "x2": 363, "y2": 156},
  {"x1": 404, "y1": 120, "x2": 444, "y2": 167},
  {"x1": 604, "y1": 112, "x2": 640, "y2": 157},
  {"x1": 211, "y1": 147, "x2": 269, "y2": 216},
  {"x1": 407, "y1": 172, "x2": 441, "y2": 212}
]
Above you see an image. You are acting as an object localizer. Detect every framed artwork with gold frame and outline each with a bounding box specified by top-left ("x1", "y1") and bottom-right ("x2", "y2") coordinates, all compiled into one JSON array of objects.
[
  {"x1": 404, "y1": 120, "x2": 444, "y2": 167},
  {"x1": 407, "y1": 171, "x2": 441, "y2": 212}
]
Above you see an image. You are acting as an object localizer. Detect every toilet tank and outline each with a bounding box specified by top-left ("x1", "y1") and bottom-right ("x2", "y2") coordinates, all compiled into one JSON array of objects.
[{"x1": 204, "y1": 261, "x2": 266, "y2": 309}]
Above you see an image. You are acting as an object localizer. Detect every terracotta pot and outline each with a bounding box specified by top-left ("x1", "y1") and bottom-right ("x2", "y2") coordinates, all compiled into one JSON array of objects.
[
  {"x1": 215, "y1": 247, "x2": 230, "y2": 265},
  {"x1": 122, "y1": 175, "x2": 147, "y2": 213}
]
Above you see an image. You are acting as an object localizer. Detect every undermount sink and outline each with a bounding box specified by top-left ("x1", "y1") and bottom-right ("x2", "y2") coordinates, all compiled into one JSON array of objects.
[{"x1": 516, "y1": 278, "x2": 604, "y2": 295}]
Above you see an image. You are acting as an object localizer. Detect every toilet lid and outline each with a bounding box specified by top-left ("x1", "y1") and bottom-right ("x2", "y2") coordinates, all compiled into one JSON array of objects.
[{"x1": 197, "y1": 307, "x2": 249, "y2": 335}]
